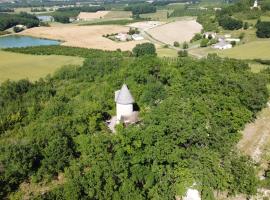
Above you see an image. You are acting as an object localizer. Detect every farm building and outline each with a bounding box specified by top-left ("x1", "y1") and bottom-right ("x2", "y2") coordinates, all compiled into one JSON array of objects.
[
  {"x1": 115, "y1": 33, "x2": 132, "y2": 41},
  {"x1": 213, "y1": 40, "x2": 232, "y2": 49},
  {"x1": 131, "y1": 34, "x2": 144, "y2": 41},
  {"x1": 225, "y1": 38, "x2": 240, "y2": 42},
  {"x1": 37, "y1": 16, "x2": 54, "y2": 22}
]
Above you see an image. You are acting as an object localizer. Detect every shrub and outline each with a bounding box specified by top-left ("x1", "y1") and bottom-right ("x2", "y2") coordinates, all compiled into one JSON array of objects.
[
  {"x1": 182, "y1": 41, "x2": 189, "y2": 49},
  {"x1": 173, "y1": 41, "x2": 180, "y2": 47},
  {"x1": 132, "y1": 43, "x2": 156, "y2": 57},
  {"x1": 243, "y1": 22, "x2": 249, "y2": 30},
  {"x1": 190, "y1": 33, "x2": 202, "y2": 42},
  {"x1": 178, "y1": 50, "x2": 188, "y2": 57},
  {"x1": 200, "y1": 38, "x2": 209, "y2": 47}
]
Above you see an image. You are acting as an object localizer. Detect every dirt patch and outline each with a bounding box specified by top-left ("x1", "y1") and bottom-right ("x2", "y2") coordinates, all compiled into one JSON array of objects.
[
  {"x1": 20, "y1": 25, "x2": 148, "y2": 51},
  {"x1": 77, "y1": 11, "x2": 110, "y2": 21},
  {"x1": 146, "y1": 20, "x2": 202, "y2": 45},
  {"x1": 237, "y1": 103, "x2": 270, "y2": 162}
]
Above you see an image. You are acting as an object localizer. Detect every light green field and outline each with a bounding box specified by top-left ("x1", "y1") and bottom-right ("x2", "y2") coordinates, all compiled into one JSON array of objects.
[
  {"x1": 218, "y1": 40, "x2": 270, "y2": 60},
  {"x1": 140, "y1": 10, "x2": 169, "y2": 21},
  {"x1": 0, "y1": 51, "x2": 84, "y2": 83},
  {"x1": 104, "y1": 11, "x2": 132, "y2": 19},
  {"x1": 157, "y1": 47, "x2": 178, "y2": 57},
  {"x1": 249, "y1": 63, "x2": 270, "y2": 73}
]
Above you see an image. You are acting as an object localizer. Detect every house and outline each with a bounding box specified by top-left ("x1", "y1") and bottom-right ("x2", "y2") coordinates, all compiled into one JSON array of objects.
[
  {"x1": 225, "y1": 38, "x2": 240, "y2": 42},
  {"x1": 107, "y1": 84, "x2": 139, "y2": 132},
  {"x1": 115, "y1": 33, "x2": 131, "y2": 41},
  {"x1": 37, "y1": 15, "x2": 54, "y2": 22},
  {"x1": 203, "y1": 32, "x2": 216, "y2": 39},
  {"x1": 131, "y1": 34, "x2": 144, "y2": 41},
  {"x1": 251, "y1": 0, "x2": 260, "y2": 9},
  {"x1": 213, "y1": 40, "x2": 232, "y2": 49}
]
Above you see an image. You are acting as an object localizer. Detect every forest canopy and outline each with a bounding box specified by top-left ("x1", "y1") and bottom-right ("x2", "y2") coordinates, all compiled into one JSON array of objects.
[{"x1": 0, "y1": 46, "x2": 269, "y2": 199}]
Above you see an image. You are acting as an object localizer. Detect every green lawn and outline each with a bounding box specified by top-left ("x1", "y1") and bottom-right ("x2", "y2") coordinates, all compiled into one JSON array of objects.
[
  {"x1": 104, "y1": 11, "x2": 132, "y2": 19},
  {"x1": 0, "y1": 50, "x2": 84, "y2": 83},
  {"x1": 157, "y1": 47, "x2": 178, "y2": 57},
  {"x1": 218, "y1": 40, "x2": 270, "y2": 60}
]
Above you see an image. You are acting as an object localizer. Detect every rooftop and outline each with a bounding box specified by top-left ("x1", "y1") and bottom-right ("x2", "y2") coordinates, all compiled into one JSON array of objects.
[{"x1": 115, "y1": 84, "x2": 134, "y2": 105}]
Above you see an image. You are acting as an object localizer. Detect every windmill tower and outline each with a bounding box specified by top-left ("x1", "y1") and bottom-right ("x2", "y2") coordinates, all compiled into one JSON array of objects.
[{"x1": 115, "y1": 84, "x2": 135, "y2": 123}]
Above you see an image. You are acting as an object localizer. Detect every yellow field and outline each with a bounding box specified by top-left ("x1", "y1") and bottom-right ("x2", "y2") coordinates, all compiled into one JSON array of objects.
[
  {"x1": 0, "y1": 51, "x2": 84, "y2": 83},
  {"x1": 157, "y1": 47, "x2": 178, "y2": 57}
]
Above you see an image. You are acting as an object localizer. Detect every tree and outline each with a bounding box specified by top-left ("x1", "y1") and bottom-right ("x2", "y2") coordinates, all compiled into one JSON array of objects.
[
  {"x1": 218, "y1": 15, "x2": 243, "y2": 30},
  {"x1": 182, "y1": 41, "x2": 189, "y2": 49},
  {"x1": 173, "y1": 41, "x2": 180, "y2": 47},
  {"x1": 243, "y1": 22, "x2": 249, "y2": 30},
  {"x1": 132, "y1": 43, "x2": 156, "y2": 57}
]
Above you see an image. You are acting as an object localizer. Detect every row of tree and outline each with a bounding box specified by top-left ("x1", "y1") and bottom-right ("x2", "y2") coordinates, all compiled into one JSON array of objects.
[{"x1": 0, "y1": 12, "x2": 39, "y2": 31}]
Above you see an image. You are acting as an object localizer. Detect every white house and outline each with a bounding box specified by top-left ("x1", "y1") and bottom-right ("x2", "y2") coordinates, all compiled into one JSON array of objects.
[
  {"x1": 115, "y1": 33, "x2": 131, "y2": 41},
  {"x1": 213, "y1": 40, "x2": 232, "y2": 49},
  {"x1": 131, "y1": 34, "x2": 144, "y2": 41}
]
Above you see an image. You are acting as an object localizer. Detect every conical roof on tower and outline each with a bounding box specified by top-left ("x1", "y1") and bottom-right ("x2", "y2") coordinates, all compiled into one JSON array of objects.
[{"x1": 115, "y1": 84, "x2": 134, "y2": 105}]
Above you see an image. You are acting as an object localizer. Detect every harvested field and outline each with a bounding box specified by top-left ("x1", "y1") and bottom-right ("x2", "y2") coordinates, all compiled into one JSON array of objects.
[
  {"x1": 77, "y1": 11, "x2": 110, "y2": 21},
  {"x1": 146, "y1": 20, "x2": 202, "y2": 45},
  {"x1": 20, "y1": 24, "x2": 148, "y2": 51},
  {"x1": 128, "y1": 21, "x2": 163, "y2": 30}
]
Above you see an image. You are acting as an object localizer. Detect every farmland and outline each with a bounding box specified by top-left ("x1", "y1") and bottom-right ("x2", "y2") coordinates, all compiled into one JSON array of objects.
[
  {"x1": 0, "y1": 50, "x2": 83, "y2": 82},
  {"x1": 19, "y1": 24, "x2": 148, "y2": 51},
  {"x1": 146, "y1": 20, "x2": 202, "y2": 45}
]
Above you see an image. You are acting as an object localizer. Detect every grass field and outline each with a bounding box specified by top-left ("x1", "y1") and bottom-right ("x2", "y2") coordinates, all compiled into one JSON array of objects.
[
  {"x1": 0, "y1": 50, "x2": 83, "y2": 83},
  {"x1": 157, "y1": 47, "x2": 178, "y2": 57},
  {"x1": 218, "y1": 40, "x2": 270, "y2": 60},
  {"x1": 104, "y1": 11, "x2": 132, "y2": 19},
  {"x1": 140, "y1": 10, "x2": 169, "y2": 21}
]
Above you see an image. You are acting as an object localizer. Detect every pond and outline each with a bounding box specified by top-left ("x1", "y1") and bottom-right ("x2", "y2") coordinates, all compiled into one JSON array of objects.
[{"x1": 0, "y1": 35, "x2": 61, "y2": 48}]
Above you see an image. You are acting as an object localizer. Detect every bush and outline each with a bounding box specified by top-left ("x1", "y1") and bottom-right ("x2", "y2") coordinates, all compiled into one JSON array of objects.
[
  {"x1": 13, "y1": 26, "x2": 24, "y2": 33},
  {"x1": 243, "y1": 22, "x2": 249, "y2": 30},
  {"x1": 173, "y1": 41, "x2": 180, "y2": 47},
  {"x1": 200, "y1": 38, "x2": 209, "y2": 47},
  {"x1": 132, "y1": 43, "x2": 156, "y2": 57},
  {"x1": 256, "y1": 21, "x2": 270, "y2": 38},
  {"x1": 178, "y1": 50, "x2": 188, "y2": 57}
]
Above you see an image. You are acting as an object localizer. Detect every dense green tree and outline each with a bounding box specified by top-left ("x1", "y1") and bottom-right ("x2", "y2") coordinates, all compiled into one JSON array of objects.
[{"x1": 132, "y1": 43, "x2": 156, "y2": 57}]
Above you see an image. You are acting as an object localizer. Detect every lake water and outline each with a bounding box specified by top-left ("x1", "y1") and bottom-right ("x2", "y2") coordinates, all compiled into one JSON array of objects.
[{"x1": 0, "y1": 35, "x2": 61, "y2": 48}]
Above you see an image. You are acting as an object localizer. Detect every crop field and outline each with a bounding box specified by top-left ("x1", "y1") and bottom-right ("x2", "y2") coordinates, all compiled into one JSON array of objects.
[
  {"x1": 146, "y1": 20, "x2": 202, "y2": 45},
  {"x1": 19, "y1": 24, "x2": 148, "y2": 50},
  {"x1": 0, "y1": 50, "x2": 83, "y2": 82}
]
